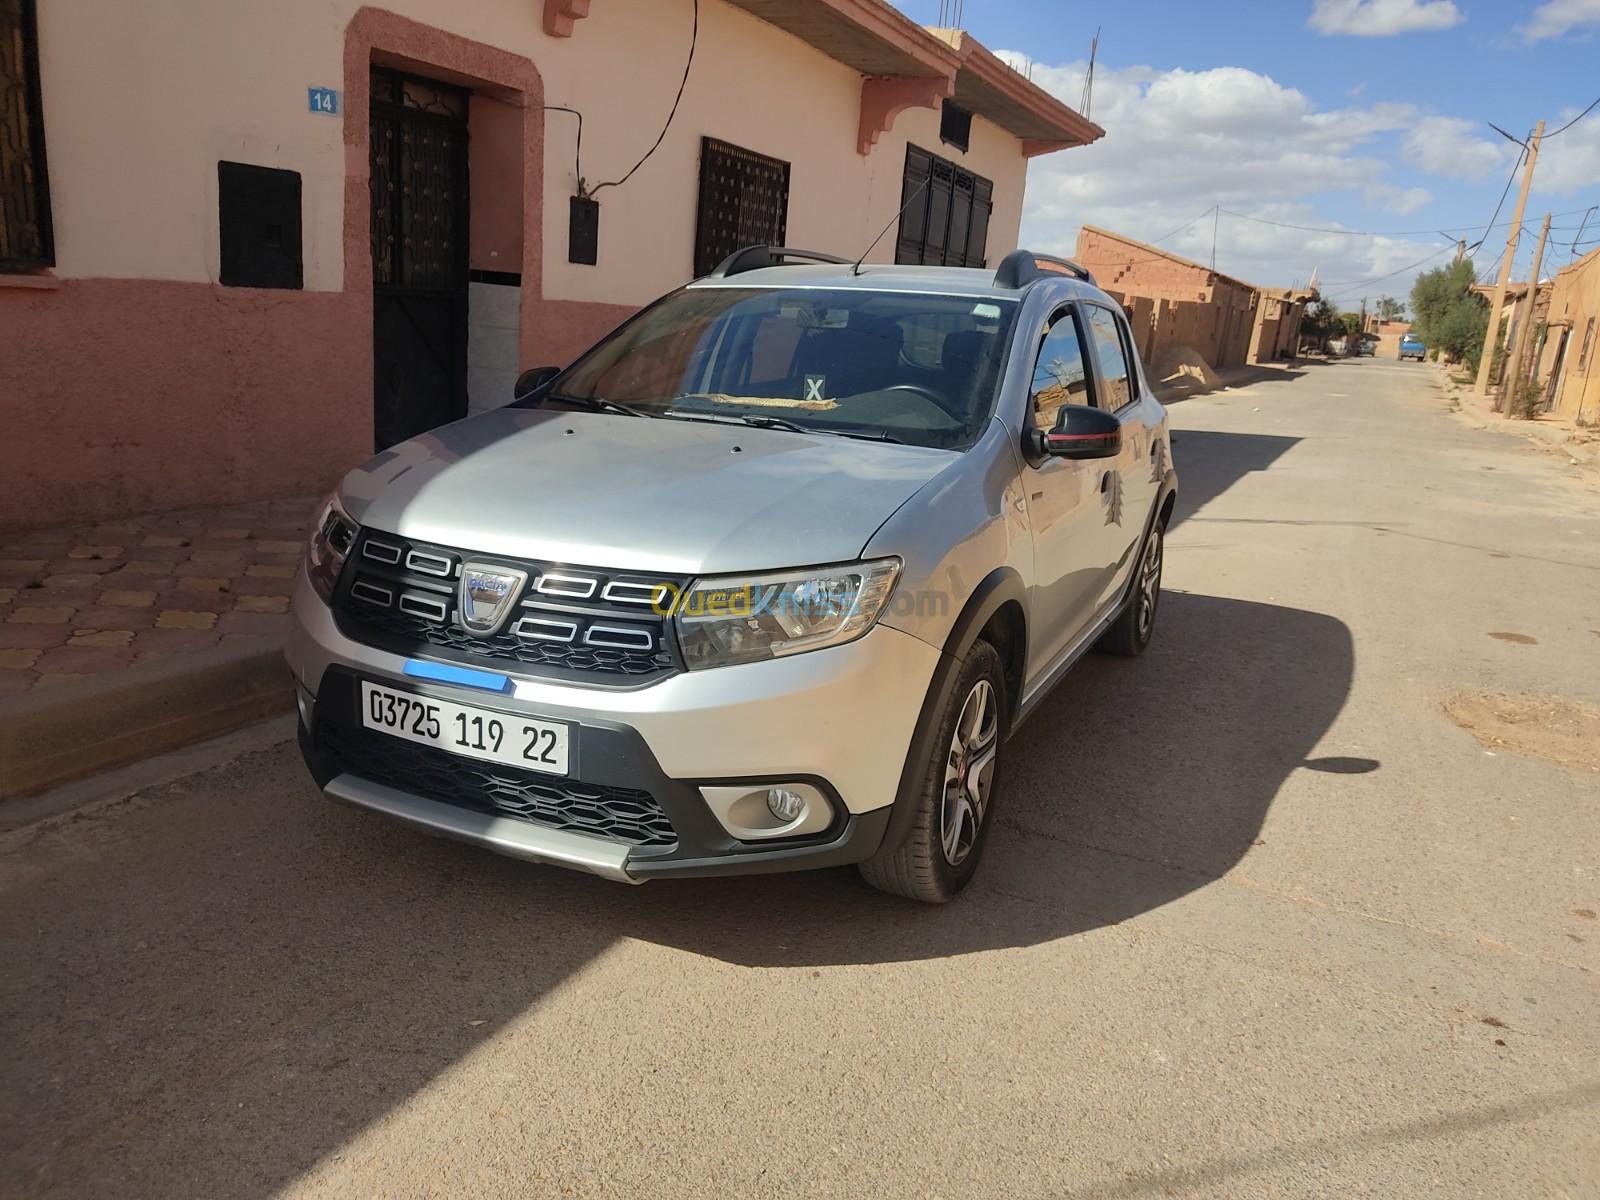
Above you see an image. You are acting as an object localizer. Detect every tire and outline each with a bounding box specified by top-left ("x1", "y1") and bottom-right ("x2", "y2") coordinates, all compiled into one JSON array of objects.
[
  {"x1": 858, "y1": 640, "x2": 1006, "y2": 903},
  {"x1": 1096, "y1": 517, "x2": 1165, "y2": 657}
]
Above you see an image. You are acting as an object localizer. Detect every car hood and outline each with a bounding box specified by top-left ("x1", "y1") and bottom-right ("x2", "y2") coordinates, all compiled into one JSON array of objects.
[{"x1": 338, "y1": 408, "x2": 956, "y2": 575}]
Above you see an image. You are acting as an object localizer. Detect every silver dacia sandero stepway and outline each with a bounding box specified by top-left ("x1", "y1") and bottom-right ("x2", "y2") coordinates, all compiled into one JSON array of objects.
[{"x1": 288, "y1": 246, "x2": 1177, "y2": 902}]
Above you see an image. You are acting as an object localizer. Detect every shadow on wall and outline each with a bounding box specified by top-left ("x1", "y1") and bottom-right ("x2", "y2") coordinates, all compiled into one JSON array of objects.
[{"x1": 1, "y1": 590, "x2": 1354, "y2": 1197}]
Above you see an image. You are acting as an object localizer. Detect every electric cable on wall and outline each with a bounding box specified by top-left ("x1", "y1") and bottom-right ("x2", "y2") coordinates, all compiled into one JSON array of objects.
[{"x1": 586, "y1": 0, "x2": 699, "y2": 197}]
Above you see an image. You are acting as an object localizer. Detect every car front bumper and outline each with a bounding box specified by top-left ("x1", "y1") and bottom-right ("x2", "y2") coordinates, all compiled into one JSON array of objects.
[{"x1": 286, "y1": 569, "x2": 941, "y2": 881}]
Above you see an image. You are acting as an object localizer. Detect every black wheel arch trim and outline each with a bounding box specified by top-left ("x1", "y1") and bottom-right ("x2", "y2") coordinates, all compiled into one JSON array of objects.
[
  {"x1": 1117, "y1": 470, "x2": 1177, "y2": 613},
  {"x1": 875, "y1": 566, "x2": 1026, "y2": 861}
]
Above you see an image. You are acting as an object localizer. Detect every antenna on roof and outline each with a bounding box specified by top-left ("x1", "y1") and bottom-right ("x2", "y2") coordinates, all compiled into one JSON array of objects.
[
  {"x1": 852, "y1": 176, "x2": 931, "y2": 276},
  {"x1": 1080, "y1": 27, "x2": 1100, "y2": 119}
]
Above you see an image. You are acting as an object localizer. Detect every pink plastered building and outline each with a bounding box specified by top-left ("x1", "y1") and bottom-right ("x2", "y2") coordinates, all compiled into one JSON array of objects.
[{"x1": 0, "y1": 0, "x2": 1102, "y2": 528}]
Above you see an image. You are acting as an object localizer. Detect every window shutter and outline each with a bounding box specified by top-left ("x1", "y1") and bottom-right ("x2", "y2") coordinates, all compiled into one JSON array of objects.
[
  {"x1": 967, "y1": 176, "x2": 992, "y2": 268},
  {"x1": 894, "y1": 145, "x2": 994, "y2": 269},
  {"x1": 896, "y1": 146, "x2": 932, "y2": 263}
]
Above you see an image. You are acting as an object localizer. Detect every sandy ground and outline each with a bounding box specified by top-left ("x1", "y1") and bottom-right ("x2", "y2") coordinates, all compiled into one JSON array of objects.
[{"x1": 3, "y1": 356, "x2": 1598, "y2": 1198}]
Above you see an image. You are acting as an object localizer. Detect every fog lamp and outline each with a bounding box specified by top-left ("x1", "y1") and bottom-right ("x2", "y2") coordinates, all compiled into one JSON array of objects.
[
  {"x1": 698, "y1": 782, "x2": 834, "y2": 840},
  {"x1": 766, "y1": 787, "x2": 807, "y2": 823}
]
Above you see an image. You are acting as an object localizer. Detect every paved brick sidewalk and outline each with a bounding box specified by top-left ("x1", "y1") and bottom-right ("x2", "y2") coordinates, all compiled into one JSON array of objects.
[{"x1": 0, "y1": 496, "x2": 315, "y2": 694}]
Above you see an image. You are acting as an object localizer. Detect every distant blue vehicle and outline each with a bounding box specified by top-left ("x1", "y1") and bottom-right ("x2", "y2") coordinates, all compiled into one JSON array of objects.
[{"x1": 1398, "y1": 333, "x2": 1426, "y2": 361}]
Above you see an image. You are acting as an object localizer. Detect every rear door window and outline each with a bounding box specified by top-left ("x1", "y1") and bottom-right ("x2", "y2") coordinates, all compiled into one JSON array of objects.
[{"x1": 1084, "y1": 304, "x2": 1137, "y2": 411}]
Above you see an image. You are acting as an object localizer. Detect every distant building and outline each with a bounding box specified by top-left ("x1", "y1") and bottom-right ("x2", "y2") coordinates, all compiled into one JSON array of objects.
[
  {"x1": 1362, "y1": 317, "x2": 1413, "y2": 359},
  {"x1": 1072, "y1": 225, "x2": 1308, "y2": 372},
  {"x1": 1253, "y1": 287, "x2": 1318, "y2": 362},
  {"x1": 1472, "y1": 280, "x2": 1551, "y2": 384}
]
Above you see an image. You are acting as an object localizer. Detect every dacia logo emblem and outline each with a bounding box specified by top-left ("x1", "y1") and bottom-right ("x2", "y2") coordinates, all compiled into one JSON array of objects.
[{"x1": 459, "y1": 563, "x2": 528, "y2": 634}]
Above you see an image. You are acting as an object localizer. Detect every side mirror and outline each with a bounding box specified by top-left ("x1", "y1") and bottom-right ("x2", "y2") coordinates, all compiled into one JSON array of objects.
[
  {"x1": 512, "y1": 366, "x2": 561, "y2": 403},
  {"x1": 1030, "y1": 404, "x2": 1122, "y2": 460}
]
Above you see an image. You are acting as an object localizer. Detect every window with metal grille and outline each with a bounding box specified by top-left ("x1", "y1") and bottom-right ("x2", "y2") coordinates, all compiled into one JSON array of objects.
[
  {"x1": 895, "y1": 145, "x2": 992, "y2": 269},
  {"x1": 0, "y1": 0, "x2": 53, "y2": 271},
  {"x1": 693, "y1": 138, "x2": 790, "y2": 279},
  {"x1": 939, "y1": 100, "x2": 972, "y2": 153}
]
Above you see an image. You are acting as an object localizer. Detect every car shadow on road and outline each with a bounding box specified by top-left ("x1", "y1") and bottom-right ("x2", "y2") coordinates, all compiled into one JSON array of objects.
[
  {"x1": 1164, "y1": 429, "x2": 1301, "y2": 529},
  {"x1": 1, "y1": 593, "x2": 1354, "y2": 1198},
  {"x1": 603, "y1": 588, "x2": 1355, "y2": 966}
]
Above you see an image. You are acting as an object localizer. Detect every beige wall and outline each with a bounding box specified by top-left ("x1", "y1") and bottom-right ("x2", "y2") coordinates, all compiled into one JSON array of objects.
[
  {"x1": 1541, "y1": 249, "x2": 1600, "y2": 424},
  {"x1": 5, "y1": 0, "x2": 1045, "y2": 528},
  {"x1": 31, "y1": 0, "x2": 1028, "y2": 304},
  {"x1": 1074, "y1": 228, "x2": 1260, "y2": 370}
]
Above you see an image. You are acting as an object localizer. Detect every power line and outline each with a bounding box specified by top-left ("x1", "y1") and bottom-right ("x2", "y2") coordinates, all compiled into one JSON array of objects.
[
  {"x1": 1209, "y1": 206, "x2": 1600, "y2": 241},
  {"x1": 1544, "y1": 94, "x2": 1600, "y2": 139},
  {"x1": 1320, "y1": 245, "x2": 1456, "y2": 298},
  {"x1": 1212, "y1": 203, "x2": 1590, "y2": 240},
  {"x1": 1464, "y1": 144, "x2": 1528, "y2": 260},
  {"x1": 1146, "y1": 205, "x2": 1216, "y2": 248},
  {"x1": 586, "y1": 0, "x2": 699, "y2": 196},
  {"x1": 1568, "y1": 206, "x2": 1597, "y2": 261}
]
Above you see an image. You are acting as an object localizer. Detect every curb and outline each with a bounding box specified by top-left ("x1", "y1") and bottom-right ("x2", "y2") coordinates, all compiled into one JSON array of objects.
[
  {"x1": 1442, "y1": 399, "x2": 1600, "y2": 467},
  {"x1": 0, "y1": 637, "x2": 293, "y2": 802}
]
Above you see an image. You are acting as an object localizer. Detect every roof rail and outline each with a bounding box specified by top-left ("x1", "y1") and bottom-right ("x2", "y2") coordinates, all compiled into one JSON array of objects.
[
  {"x1": 708, "y1": 245, "x2": 852, "y2": 278},
  {"x1": 993, "y1": 250, "x2": 1096, "y2": 290}
]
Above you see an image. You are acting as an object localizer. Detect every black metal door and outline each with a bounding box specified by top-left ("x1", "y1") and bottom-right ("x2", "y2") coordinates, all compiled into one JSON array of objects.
[{"x1": 369, "y1": 67, "x2": 470, "y2": 450}]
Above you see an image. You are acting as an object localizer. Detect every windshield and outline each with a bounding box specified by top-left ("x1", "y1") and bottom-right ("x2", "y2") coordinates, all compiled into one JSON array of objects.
[{"x1": 543, "y1": 286, "x2": 1020, "y2": 451}]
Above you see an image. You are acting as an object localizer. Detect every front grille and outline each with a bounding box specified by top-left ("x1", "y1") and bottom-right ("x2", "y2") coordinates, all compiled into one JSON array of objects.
[
  {"x1": 334, "y1": 529, "x2": 688, "y2": 681},
  {"x1": 322, "y1": 722, "x2": 678, "y2": 848}
]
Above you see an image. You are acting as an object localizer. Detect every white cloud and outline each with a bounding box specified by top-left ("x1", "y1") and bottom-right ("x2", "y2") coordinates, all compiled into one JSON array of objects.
[
  {"x1": 1518, "y1": 0, "x2": 1600, "y2": 41},
  {"x1": 1309, "y1": 0, "x2": 1462, "y2": 36},
  {"x1": 1006, "y1": 57, "x2": 1443, "y2": 297},
  {"x1": 1400, "y1": 116, "x2": 1515, "y2": 181},
  {"x1": 1535, "y1": 110, "x2": 1600, "y2": 195},
  {"x1": 1369, "y1": 185, "x2": 1434, "y2": 214}
]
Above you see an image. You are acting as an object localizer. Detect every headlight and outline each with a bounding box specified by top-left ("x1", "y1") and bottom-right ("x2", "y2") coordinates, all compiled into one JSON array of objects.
[
  {"x1": 306, "y1": 493, "x2": 358, "y2": 603},
  {"x1": 674, "y1": 558, "x2": 901, "y2": 670}
]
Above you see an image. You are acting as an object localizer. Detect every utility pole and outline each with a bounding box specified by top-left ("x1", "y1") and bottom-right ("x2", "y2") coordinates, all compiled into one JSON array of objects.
[
  {"x1": 1474, "y1": 120, "x2": 1543, "y2": 397},
  {"x1": 1454, "y1": 238, "x2": 1466, "y2": 265},
  {"x1": 1500, "y1": 211, "x2": 1550, "y2": 416}
]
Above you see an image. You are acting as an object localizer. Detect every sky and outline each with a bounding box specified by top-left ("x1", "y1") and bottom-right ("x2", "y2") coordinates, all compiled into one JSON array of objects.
[{"x1": 891, "y1": 0, "x2": 1600, "y2": 312}]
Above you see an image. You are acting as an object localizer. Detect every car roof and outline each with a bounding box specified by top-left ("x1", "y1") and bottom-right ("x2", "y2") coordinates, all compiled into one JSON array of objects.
[{"x1": 685, "y1": 251, "x2": 1111, "y2": 304}]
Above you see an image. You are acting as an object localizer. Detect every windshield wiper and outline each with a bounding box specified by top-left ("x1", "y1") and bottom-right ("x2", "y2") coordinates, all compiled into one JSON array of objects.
[
  {"x1": 649, "y1": 399, "x2": 907, "y2": 444},
  {"x1": 719, "y1": 413, "x2": 906, "y2": 445},
  {"x1": 735, "y1": 414, "x2": 814, "y2": 435},
  {"x1": 546, "y1": 393, "x2": 653, "y2": 419}
]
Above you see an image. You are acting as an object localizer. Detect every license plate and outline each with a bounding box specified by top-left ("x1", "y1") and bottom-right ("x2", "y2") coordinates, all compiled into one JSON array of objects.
[{"x1": 359, "y1": 681, "x2": 569, "y2": 775}]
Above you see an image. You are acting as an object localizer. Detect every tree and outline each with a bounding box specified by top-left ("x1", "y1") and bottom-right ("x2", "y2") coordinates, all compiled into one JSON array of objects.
[
  {"x1": 1409, "y1": 260, "x2": 1488, "y2": 370},
  {"x1": 1337, "y1": 310, "x2": 1364, "y2": 337},
  {"x1": 1377, "y1": 296, "x2": 1405, "y2": 321},
  {"x1": 1300, "y1": 298, "x2": 1340, "y2": 347}
]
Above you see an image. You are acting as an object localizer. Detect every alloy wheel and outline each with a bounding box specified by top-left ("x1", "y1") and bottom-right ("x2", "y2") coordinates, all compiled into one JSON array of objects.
[
  {"x1": 1137, "y1": 527, "x2": 1164, "y2": 640},
  {"x1": 940, "y1": 679, "x2": 999, "y2": 867}
]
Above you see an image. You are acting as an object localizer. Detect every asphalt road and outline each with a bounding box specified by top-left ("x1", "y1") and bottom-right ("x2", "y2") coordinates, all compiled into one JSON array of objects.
[{"x1": 4, "y1": 359, "x2": 1598, "y2": 1198}]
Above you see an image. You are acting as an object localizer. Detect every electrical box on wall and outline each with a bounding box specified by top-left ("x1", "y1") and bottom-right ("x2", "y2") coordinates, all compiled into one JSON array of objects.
[
  {"x1": 218, "y1": 161, "x2": 303, "y2": 289},
  {"x1": 569, "y1": 196, "x2": 599, "y2": 265}
]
